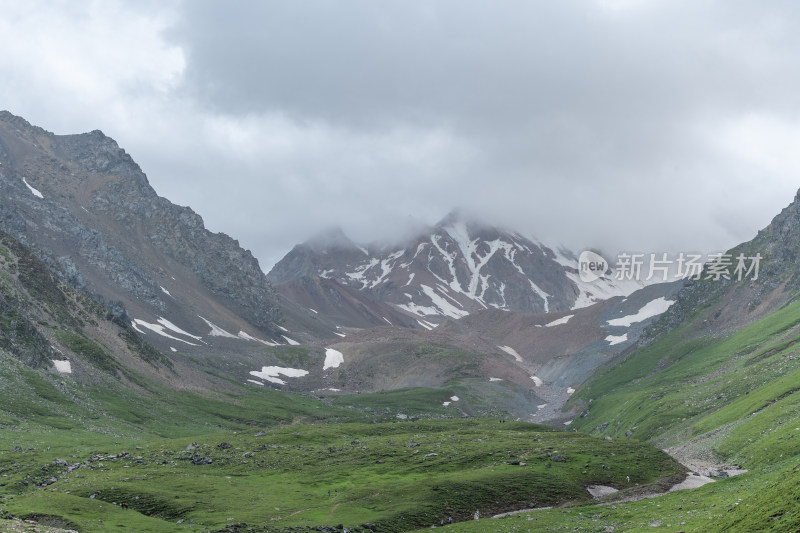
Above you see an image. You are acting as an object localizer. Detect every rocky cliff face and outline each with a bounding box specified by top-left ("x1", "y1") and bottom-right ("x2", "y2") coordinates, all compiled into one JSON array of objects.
[{"x1": 0, "y1": 111, "x2": 285, "y2": 348}]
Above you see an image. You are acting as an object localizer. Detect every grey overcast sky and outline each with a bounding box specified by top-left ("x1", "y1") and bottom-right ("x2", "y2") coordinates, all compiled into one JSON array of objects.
[{"x1": 2, "y1": 0, "x2": 800, "y2": 270}]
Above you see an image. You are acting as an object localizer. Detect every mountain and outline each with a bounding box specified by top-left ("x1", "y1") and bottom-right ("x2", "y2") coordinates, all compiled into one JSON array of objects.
[
  {"x1": 269, "y1": 210, "x2": 645, "y2": 327},
  {"x1": 0, "y1": 111, "x2": 341, "y2": 358}
]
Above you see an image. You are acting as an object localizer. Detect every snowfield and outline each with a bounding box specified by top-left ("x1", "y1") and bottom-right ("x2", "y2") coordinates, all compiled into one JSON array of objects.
[
  {"x1": 52, "y1": 359, "x2": 71, "y2": 373},
  {"x1": 242, "y1": 331, "x2": 278, "y2": 345},
  {"x1": 282, "y1": 335, "x2": 300, "y2": 346},
  {"x1": 324, "y1": 348, "x2": 344, "y2": 370},
  {"x1": 249, "y1": 366, "x2": 309, "y2": 385},
  {"x1": 498, "y1": 345, "x2": 523, "y2": 362},
  {"x1": 132, "y1": 317, "x2": 202, "y2": 346},
  {"x1": 545, "y1": 314, "x2": 574, "y2": 327},
  {"x1": 605, "y1": 333, "x2": 628, "y2": 345},
  {"x1": 22, "y1": 177, "x2": 44, "y2": 198},
  {"x1": 198, "y1": 316, "x2": 238, "y2": 338},
  {"x1": 607, "y1": 297, "x2": 675, "y2": 327}
]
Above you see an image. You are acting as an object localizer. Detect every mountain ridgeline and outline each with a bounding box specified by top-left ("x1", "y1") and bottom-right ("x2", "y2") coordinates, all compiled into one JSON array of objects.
[{"x1": 268, "y1": 212, "x2": 643, "y2": 328}]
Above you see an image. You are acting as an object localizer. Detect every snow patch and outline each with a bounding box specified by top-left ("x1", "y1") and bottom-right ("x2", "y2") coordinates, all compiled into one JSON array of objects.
[
  {"x1": 198, "y1": 316, "x2": 238, "y2": 338},
  {"x1": 324, "y1": 348, "x2": 344, "y2": 370},
  {"x1": 160, "y1": 286, "x2": 172, "y2": 297},
  {"x1": 398, "y1": 285, "x2": 468, "y2": 320},
  {"x1": 567, "y1": 387, "x2": 575, "y2": 394},
  {"x1": 52, "y1": 360, "x2": 71, "y2": 373},
  {"x1": 498, "y1": 345, "x2": 523, "y2": 362},
  {"x1": 22, "y1": 177, "x2": 44, "y2": 198},
  {"x1": 670, "y1": 474, "x2": 715, "y2": 491},
  {"x1": 420, "y1": 284, "x2": 469, "y2": 319},
  {"x1": 450, "y1": 395, "x2": 459, "y2": 402},
  {"x1": 131, "y1": 317, "x2": 202, "y2": 346},
  {"x1": 568, "y1": 272, "x2": 646, "y2": 310},
  {"x1": 170, "y1": 347, "x2": 177, "y2": 352},
  {"x1": 489, "y1": 377, "x2": 503, "y2": 382},
  {"x1": 442, "y1": 401, "x2": 451, "y2": 406},
  {"x1": 282, "y1": 335, "x2": 300, "y2": 346},
  {"x1": 237, "y1": 331, "x2": 278, "y2": 346},
  {"x1": 555, "y1": 247, "x2": 648, "y2": 309},
  {"x1": 345, "y1": 257, "x2": 380, "y2": 288},
  {"x1": 545, "y1": 314, "x2": 574, "y2": 327},
  {"x1": 537, "y1": 404, "x2": 547, "y2": 410},
  {"x1": 530, "y1": 376, "x2": 543, "y2": 386},
  {"x1": 607, "y1": 297, "x2": 675, "y2": 327},
  {"x1": 249, "y1": 366, "x2": 309, "y2": 385},
  {"x1": 247, "y1": 379, "x2": 265, "y2": 386},
  {"x1": 587, "y1": 485, "x2": 619, "y2": 498},
  {"x1": 605, "y1": 333, "x2": 628, "y2": 345},
  {"x1": 528, "y1": 281, "x2": 550, "y2": 313}
]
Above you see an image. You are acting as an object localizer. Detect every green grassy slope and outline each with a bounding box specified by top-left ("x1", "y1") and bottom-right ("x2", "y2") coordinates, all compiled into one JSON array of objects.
[
  {"x1": 568, "y1": 297, "x2": 800, "y2": 467},
  {"x1": 414, "y1": 458, "x2": 800, "y2": 532},
  {"x1": 0, "y1": 419, "x2": 683, "y2": 532},
  {"x1": 412, "y1": 298, "x2": 800, "y2": 532}
]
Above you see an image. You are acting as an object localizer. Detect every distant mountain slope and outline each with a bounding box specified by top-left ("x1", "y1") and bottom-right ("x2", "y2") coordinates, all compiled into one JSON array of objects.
[
  {"x1": 0, "y1": 111, "x2": 329, "y2": 354},
  {"x1": 320, "y1": 280, "x2": 681, "y2": 422},
  {"x1": 269, "y1": 211, "x2": 644, "y2": 326}
]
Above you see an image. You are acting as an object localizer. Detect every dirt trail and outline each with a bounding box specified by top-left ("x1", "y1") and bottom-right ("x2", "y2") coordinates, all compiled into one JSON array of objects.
[{"x1": 327, "y1": 503, "x2": 340, "y2": 520}]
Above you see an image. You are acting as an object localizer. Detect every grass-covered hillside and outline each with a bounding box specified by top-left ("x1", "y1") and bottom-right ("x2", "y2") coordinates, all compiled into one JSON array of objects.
[
  {"x1": 0, "y1": 419, "x2": 683, "y2": 532},
  {"x1": 405, "y1": 297, "x2": 800, "y2": 532},
  {"x1": 569, "y1": 296, "x2": 800, "y2": 467},
  {"x1": 525, "y1": 289, "x2": 800, "y2": 532}
]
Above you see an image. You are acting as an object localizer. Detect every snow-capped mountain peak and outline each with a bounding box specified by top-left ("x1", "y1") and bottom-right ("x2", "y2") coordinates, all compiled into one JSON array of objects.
[{"x1": 269, "y1": 211, "x2": 643, "y2": 327}]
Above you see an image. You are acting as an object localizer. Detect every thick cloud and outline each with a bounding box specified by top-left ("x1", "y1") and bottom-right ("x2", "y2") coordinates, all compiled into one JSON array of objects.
[{"x1": 2, "y1": 0, "x2": 800, "y2": 269}]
